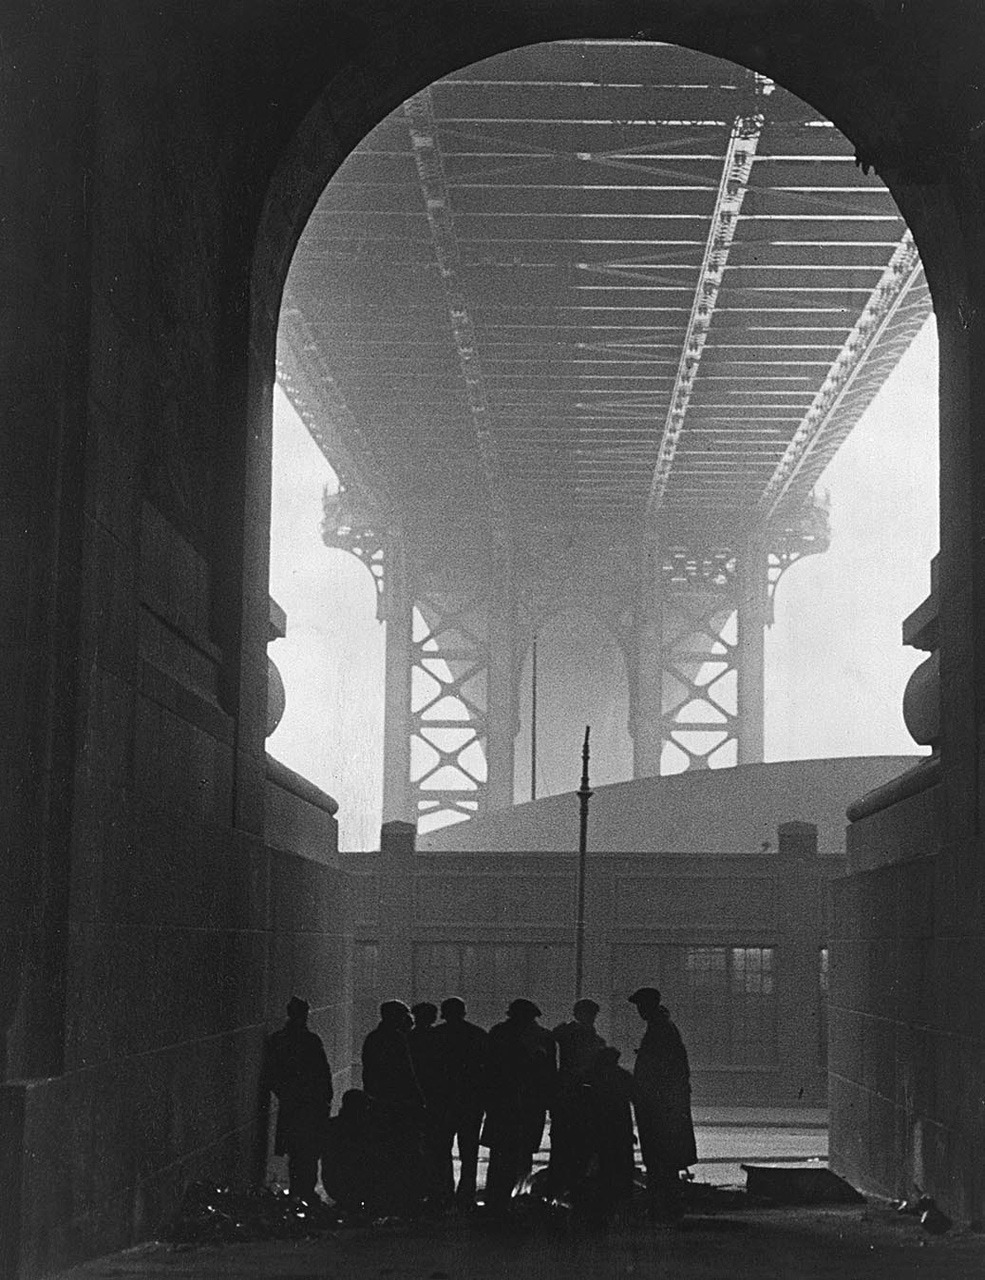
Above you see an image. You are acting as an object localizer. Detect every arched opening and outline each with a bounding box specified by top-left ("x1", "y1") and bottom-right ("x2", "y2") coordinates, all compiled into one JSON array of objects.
[
  {"x1": 266, "y1": 38, "x2": 937, "y2": 834},
  {"x1": 245, "y1": 3, "x2": 983, "y2": 1230}
]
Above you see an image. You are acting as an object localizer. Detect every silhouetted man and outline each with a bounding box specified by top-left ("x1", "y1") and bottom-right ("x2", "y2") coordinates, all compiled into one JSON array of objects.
[
  {"x1": 409, "y1": 1000, "x2": 446, "y2": 1203},
  {"x1": 481, "y1": 998, "x2": 557, "y2": 1213},
  {"x1": 585, "y1": 1046, "x2": 636, "y2": 1210},
  {"x1": 433, "y1": 996, "x2": 487, "y2": 1207},
  {"x1": 548, "y1": 998, "x2": 606, "y2": 1196},
  {"x1": 409, "y1": 1001, "x2": 445, "y2": 1102},
  {"x1": 261, "y1": 996, "x2": 334, "y2": 1205},
  {"x1": 555, "y1": 998, "x2": 606, "y2": 1083},
  {"x1": 361, "y1": 999, "x2": 426, "y2": 1213},
  {"x1": 628, "y1": 986, "x2": 697, "y2": 1221},
  {"x1": 362, "y1": 999, "x2": 424, "y2": 1117}
]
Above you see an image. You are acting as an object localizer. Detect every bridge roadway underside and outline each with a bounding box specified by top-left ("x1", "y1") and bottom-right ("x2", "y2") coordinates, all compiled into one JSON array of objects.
[{"x1": 290, "y1": 41, "x2": 931, "y2": 831}]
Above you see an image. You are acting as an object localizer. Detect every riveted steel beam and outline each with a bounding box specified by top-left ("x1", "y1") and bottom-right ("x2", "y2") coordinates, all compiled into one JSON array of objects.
[
  {"x1": 277, "y1": 289, "x2": 384, "y2": 503},
  {"x1": 756, "y1": 231, "x2": 924, "y2": 521},
  {"x1": 645, "y1": 84, "x2": 770, "y2": 518},
  {"x1": 404, "y1": 88, "x2": 511, "y2": 533}
]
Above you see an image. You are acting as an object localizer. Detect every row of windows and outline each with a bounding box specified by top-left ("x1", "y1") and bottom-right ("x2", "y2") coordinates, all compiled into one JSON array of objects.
[
  {"x1": 610, "y1": 945, "x2": 776, "y2": 1067},
  {"x1": 352, "y1": 941, "x2": 830, "y2": 1070}
]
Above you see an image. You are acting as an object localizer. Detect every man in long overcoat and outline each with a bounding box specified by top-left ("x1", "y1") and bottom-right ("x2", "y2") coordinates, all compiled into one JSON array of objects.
[
  {"x1": 432, "y1": 997, "x2": 487, "y2": 1207},
  {"x1": 628, "y1": 986, "x2": 697, "y2": 1221},
  {"x1": 261, "y1": 996, "x2": 334, "y2": 1205},
  {"x1": 360, "y1": 999, "x2": 426, "y2": 1213},
  {"x1": 481, "y1": 998, "x2": 557, "y2": 1212},
  {"x1": 408, "y1": 1000, "x2": 447, "y2": 1203}
]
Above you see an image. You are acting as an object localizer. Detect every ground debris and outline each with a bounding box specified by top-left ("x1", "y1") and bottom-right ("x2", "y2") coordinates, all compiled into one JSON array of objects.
[
  {"x1": 163, "y1": 1182, "x2": 342, "y2": 1245},
  {"x1": 892, "y1": 1193, "x2": 953, "y2": 1235},
  {"x1": 741, "y1": 1164, "x2": 864, "y2": 1206}
]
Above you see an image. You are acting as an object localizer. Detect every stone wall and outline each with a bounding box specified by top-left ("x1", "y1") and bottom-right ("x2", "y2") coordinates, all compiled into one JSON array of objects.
[
  {"x1": 0, "y1": 498, "x2": 349, "y2": 1279},
  {"x1": 830, "y1": 782, "x2": 985, "y2": 1220}
]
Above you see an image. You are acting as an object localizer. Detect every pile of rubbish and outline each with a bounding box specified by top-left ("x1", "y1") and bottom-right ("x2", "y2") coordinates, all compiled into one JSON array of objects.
[
  {"x1": 893, "y1": 1192, "x2": 953, "y2": 1236},
  {"x1": 164, "y1": 1183, "x2": 342, "y2": 1245}
]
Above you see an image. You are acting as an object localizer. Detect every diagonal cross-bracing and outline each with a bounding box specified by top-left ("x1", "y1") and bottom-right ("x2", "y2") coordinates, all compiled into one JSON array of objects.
[
  {"x1": 404, "y1": 89, "x2": 511, "y2": 531},
  {"x1": 756, "y1": 231, "x2": 924, "y2": 521},
  {"x1": 645, "y1": 90, "x2": 768, "y2": 519}
]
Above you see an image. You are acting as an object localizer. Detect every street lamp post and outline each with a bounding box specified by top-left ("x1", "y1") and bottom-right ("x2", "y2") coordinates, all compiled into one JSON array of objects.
[{"x1": 574, "y1": 725, "x2": 593, "y2": 1000}]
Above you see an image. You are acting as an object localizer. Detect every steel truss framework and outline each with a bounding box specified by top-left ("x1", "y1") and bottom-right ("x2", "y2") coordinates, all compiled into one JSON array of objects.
[
  {"x1": 321, "y1": 487, "x2": 387, "y2": 617},
  {"x1": 646, "y1": 76, "x2": 770, "y2": 514},
  {"x1": 409, "y1": 588, "x2": 490, "y2": 829},
  {"x1": 764, "y1": 497, "x2": 832, "y2": 623},
  {"x1": 323, "y1": 498, "x2": 831, "y2": 830},
  {"x1": 654, "y1": 498, "x2": 829, "y2": 771},
  {"x1": 658, "y1": 548, "x2": 741, "y2": 771},
  {"x1": 286, "y1": 40, "x2": 932, "y2": 541},
  {"x1": 404, "y1": 89, "x2": 511, "y2": 536},
  {"x1": 289, "y1": 40, "x2": 933, "y2": 821}
]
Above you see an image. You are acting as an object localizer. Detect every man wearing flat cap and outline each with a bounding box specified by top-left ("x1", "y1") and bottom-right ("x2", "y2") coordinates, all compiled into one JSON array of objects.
[
  {"x1": 481, "y1": 998, "x2": 558, "y2": 1211},
  {"x1": 261, "y1": 997, "x2": 334, "y2": 1205},
  {"x1": 628, "y1": 987, "x2": 696, "y2": 1221}
]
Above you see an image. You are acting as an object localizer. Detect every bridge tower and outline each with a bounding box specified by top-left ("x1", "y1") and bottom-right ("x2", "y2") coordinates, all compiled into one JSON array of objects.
[{"x1": 323, "y1": 491, "x2": 828, "y2": 831}]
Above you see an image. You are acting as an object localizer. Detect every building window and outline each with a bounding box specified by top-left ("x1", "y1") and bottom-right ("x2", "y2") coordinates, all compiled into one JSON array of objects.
[
  {"x1": 410, "y1": 941, "x2": 570, "y2": 1029},
  {"x1": 818, "y1": 946, "x2": 830, "y2": 1072},
  {"x1": 612, "y1": 942, "x2": 779, "y2": 1067},
  {"x1": 680, "y1": 945, "x2": 777, "y2": 1066},
  {"x1": 729, "y1": 946, "x2": 776, "y2": 1065}
]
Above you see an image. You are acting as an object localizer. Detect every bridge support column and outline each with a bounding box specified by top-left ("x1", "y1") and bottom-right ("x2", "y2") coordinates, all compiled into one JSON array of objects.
[
  {"x1": 485, "y1": 539, "x2": 518, "y2": 811},
  {"x1": 626, "y1": 510, "x2": 828, "y2": 777},
  {"x1": 630, "y1": 539, "x2": 666, "y2": 779},
  {"x1": 378, "y1": 820, "x2": 416, "y2": 999},
  {"x1": 381, "y1": 532, "x2": 415, "y2": 824},
  {"x1": 737, "y1": 544, "x2": 768, "y2": 764},
  {"x1": 629, "y1": 542, "x2": 759, "y2": 774}
]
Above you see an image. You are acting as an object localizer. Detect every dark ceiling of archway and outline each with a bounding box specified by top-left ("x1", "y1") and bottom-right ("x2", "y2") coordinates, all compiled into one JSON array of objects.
[{"x1": 279, "y1": 40, "x2": 930, "y2": 545}]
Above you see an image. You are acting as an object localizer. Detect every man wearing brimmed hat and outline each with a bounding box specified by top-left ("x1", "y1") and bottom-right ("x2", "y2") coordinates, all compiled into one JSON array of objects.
[
  {"x1": 628, "y1": 987, "x2": 696, "y2": 1221},
  {"x1": 481, "y1": 998, "x2": 557, "y2": 1212}
]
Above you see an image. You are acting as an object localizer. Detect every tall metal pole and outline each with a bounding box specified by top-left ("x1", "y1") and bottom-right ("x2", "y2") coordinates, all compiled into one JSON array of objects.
[
  {"x1": 530, "y1": 633, "x2": 538, "y2": 802},
  {"x1": 574, "y1": 725, "x2": 593, "y2": 1000}
]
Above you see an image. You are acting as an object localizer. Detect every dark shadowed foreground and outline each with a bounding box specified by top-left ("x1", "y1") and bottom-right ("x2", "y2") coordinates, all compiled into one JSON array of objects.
[{"x1": 56, "y1": 1203, "x2": 985, "y2": 1280}]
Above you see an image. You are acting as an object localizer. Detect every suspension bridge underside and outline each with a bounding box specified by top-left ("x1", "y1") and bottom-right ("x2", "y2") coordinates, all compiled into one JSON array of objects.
[{"x1": 278, "y1": 40, "x2": 931, "y2": 831}]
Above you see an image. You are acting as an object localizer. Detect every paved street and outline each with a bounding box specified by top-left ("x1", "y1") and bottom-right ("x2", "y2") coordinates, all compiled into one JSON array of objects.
[
  {"x1": 58, "y1": 1203, "x2": 985, "y2": 1280},
  {"x1": 56, "y1": 1112, "x2": 985, "y2": 1280}
]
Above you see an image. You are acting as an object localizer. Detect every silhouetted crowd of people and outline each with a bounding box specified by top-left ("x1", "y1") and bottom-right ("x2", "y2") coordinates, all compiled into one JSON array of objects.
[{"x1": 261, "y1": 986, "x2": 696, "y2": 1223}]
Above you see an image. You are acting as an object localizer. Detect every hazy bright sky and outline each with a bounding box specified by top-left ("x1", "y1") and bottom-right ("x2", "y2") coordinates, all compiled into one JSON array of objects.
[{"x1": 267, "y1": 318, "x2": 938, "y2": 851}]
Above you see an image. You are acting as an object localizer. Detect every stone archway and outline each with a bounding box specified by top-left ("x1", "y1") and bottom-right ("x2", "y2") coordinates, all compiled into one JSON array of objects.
[{"x1": 243, "y1": 4, "x2": 984, "y2": 1223}]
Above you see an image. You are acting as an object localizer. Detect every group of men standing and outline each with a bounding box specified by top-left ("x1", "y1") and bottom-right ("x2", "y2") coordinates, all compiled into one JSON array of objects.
[{"x1": 261, "y1": 986, "x2": 696, "y2": 1222}]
